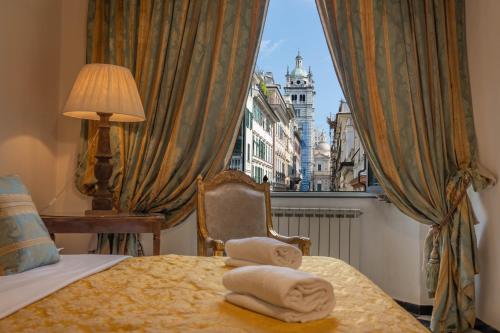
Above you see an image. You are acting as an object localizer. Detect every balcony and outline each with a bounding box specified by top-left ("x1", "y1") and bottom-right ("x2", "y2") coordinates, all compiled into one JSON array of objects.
[
  {"x1": 275, "y1": 171, "x2": 286, "y2": 183},
  {"x1": 270, "y1": 194, "x2": 430, "y2": 307}
]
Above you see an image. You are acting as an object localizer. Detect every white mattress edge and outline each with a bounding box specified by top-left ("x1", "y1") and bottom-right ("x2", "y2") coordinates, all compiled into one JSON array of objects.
[{"x1": 0, "y1": 255, "x2": 130, "y2": 319}]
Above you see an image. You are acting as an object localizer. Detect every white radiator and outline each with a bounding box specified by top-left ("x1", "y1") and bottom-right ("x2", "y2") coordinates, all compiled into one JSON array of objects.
[{"x1": 271, "y1": 207, "x2": 362, "y2": 268}]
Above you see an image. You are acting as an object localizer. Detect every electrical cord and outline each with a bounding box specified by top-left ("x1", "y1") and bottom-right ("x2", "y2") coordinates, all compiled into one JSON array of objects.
[{"x1": 39, "y1": 131, "x2": 99, "y2": 213}]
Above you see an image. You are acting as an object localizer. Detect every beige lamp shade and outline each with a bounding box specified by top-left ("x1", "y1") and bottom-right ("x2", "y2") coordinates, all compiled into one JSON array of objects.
[{"x1": 63, "y1": 63, "x2": 145, "y2": 122}]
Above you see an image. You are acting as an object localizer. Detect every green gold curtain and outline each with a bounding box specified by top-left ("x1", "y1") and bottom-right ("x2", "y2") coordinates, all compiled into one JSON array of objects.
[
  {"x1": 77, "y1": 0, "x2": 268, "y2": 255},
  {"x1": 316, "y1": 0, "x2": 495, "y2": 332}
]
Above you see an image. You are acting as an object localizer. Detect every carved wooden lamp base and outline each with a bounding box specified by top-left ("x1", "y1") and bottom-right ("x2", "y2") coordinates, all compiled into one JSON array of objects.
[
  {"x1": 85, "y1": 113, "x2": 117, "y2": 216},
  {"x1": 62, "y1": 64, "x2": 145, "y2": 216}
]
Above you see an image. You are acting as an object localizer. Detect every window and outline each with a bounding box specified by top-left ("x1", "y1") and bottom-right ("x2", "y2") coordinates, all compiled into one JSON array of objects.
[
  {"x1": 252, "y1": 137, "x2": 258, "y2": 157},
  {"x1": 230, "y1": 158, "x2": 241, "y2": 170},
  {"x1": 253, "y1": 166, "x2": 264, "y2": 183},
  {"x1": 252, "y1": 136, "x2": 271, "y2": 162},
  {"x1": 233, "y1": 136, "x2": 242, "y2": 155},
  {"x1": 245, "y1": 109, "x2": 253, "y2": 129},
  {"x1": 278, "y1": 126, "x2": 285, "y2": 140},
  {"x1": 367, "y1": 162, "x2": 382, "y2": 193},
  {"x1": 253, "y1": 104, "x2": 264, "y2": 127},
  {"x1": 226, "y1": 0, "x2": 371, "y2": 194}
]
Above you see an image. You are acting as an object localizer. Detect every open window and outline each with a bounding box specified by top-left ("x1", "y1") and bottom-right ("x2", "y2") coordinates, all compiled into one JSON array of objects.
[{"x1": 228, "y1": 0, "x2": 378, "y2": 194}]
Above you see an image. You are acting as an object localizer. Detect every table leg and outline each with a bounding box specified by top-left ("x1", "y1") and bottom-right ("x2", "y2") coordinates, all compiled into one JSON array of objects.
[
  {"x1": 153, "y1": 232, "x2": 160, "y2": 256},
  {"x1": 108, "y1": 234, "x2": 114, "y2": 253}
]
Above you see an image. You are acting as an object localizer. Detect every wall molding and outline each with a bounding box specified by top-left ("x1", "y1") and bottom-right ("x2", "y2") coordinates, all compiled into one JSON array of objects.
[{"x1": 395, "y1": 299, "x2": 432, "y2": 316}]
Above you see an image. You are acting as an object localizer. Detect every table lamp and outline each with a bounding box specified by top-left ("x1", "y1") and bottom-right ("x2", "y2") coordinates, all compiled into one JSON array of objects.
[{"x1": 63, "y1": 64, "x2": 145, "y2": 214}]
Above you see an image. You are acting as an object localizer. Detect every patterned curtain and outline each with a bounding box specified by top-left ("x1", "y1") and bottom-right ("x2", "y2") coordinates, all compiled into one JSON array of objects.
[
  {"x1": 77, "y1": 0, "x2": 268, "y2": 255},
  {"x1": 316, "y1": 0, "x2": 495, "y2": 332}
]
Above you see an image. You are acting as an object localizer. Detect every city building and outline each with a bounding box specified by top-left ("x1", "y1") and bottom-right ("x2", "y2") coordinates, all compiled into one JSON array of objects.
[
  {"x1": 230, "y1": 72, "x2": 301, "y2": 189},
  {"x1": 312, "y1": 131, "x2": 331, "y2": 191},
  {"x1": 290, "y1": 128, "x2": 302, "y2": 191},
  {"x1": 330, "y1": 101, "x2": 367, "y2": 191},
  {"x1": 230, "y1": 56, "x2": 323, "y2": 193},
  {"x1": 284, "y1": 52, "x2": 316, "y2": 191},
  {"x1": 262, "y1": 73, "x2": 296, "y2": 191}
]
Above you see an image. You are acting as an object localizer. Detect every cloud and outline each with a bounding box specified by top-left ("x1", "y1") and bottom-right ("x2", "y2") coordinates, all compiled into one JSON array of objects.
[{"x1": 259, "y1": 39, "x2": 286, "y2": 57}]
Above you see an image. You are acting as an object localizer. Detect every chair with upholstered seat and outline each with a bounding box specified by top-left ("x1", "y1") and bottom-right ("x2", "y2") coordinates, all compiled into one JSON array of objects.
[{"x1": 196, "y1": 170, "x2": 311, "y2": 256}]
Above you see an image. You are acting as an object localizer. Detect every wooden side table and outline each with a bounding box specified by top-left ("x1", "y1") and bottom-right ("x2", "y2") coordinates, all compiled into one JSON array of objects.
[{"x1": 41, "y1": 213, "x2": 165, "y2": 255}]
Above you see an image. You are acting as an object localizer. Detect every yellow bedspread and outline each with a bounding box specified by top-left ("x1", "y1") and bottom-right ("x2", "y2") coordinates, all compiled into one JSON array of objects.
[{"x1": 0, "y1": 255, "x2": 428, "y2": 333}]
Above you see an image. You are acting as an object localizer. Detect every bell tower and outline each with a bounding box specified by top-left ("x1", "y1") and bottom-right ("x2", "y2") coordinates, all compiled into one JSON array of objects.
[{"x1": 284, "y1": 51, "x2": 316, "y2": 191}]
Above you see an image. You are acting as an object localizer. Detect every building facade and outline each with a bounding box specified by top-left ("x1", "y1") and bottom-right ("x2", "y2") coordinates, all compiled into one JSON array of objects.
[
  {"x1": 312, "y1": 131, "x2": 331, "y2": 191},
  {"x1": 250, "y1": 86, "x2": 277, "y2": 183},
  {"x1": 290, "y1": 128, "x2": 302, "y2": 190},
  {"x1": 330, "y1": 101, "x2": 367, "y2": 191},
  {"x1": 284, "y1": 52, "x2": 316, "y2": 191},
  {"x1": 230, "y1": 72, "x2": 299, "y2": 189},
  {"x1": 262, "y1": 72, "x2": 296, "y2": 191},
  {"x1": 230, "y1": 73, "x2": 278, "y2": 183}
]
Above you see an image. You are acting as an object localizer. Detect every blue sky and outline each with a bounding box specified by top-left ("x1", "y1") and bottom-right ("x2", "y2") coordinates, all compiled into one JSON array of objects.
[{"x1": 256, "y1": 0, "x2": 344, "y2": 135}]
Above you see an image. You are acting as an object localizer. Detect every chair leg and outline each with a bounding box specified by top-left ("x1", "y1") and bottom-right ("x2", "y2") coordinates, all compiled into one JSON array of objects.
[
  {"x1": 197, "y1": 235, "x2": 206, "y2": 256},
  {"x1": 301, "y1": 242, "x2": 311, "y2": 256}
]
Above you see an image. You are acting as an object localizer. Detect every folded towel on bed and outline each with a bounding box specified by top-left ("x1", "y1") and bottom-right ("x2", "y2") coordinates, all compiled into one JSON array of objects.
[
  {"x1": 222, "y1": 265, "x2": 335, "y2": 323},
  {"x1": 224, "y1": 237, "x2": 302, "y2": 269}
]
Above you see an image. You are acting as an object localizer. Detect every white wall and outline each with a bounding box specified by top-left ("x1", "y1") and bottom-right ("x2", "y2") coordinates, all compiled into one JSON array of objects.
[
  {"x1": 0, "y1": 0, "x2": 61, "y2": 207},
  {"x1": 54, "y1": 0, "x2": 89, "y2": 214},
  {"x1": 49, "y1": 0, "x2": 94, "y2": 252},
  {"x1": 141, "y1": 213, "x2": 198, "y2": 256},
  {"x1": 466, "y1": 0, "x2": 500, "y2": 329}
]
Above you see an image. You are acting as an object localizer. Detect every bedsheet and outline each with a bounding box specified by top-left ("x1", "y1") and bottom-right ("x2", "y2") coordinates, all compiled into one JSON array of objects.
[
  {"x1": 0, "y1": 254, "x2": 129, "y2": 319},
  {"x1": 0, "y1": 255, "x2": 429, "y2": 333}
]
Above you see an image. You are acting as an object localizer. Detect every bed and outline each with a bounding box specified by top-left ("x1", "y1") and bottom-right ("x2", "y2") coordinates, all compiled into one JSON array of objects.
[{"x1": 0, "y1": 255, "x2": 428, "y2": 333}]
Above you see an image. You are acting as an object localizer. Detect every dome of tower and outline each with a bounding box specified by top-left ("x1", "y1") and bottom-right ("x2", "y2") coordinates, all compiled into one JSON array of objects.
[
  {"x1": 290, "y1": 66, "x2": 308, "y2": 78},
  {"x1": 290, "y1": 51, "x2": 309, "y2": 79}
]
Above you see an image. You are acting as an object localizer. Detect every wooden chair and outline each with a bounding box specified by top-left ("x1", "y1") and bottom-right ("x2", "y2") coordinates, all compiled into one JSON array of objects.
[{"x1": 196, "y1": 170, "x2": 311, "y2": 256}]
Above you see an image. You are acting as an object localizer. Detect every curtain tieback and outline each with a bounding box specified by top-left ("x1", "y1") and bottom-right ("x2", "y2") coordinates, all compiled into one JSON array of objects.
[
  {"x1": 426, "y1": 172, "x2": 472, "y2": 298},
  {"x1": 434, "y1": 171, "x2": 472, "y2": 232}
]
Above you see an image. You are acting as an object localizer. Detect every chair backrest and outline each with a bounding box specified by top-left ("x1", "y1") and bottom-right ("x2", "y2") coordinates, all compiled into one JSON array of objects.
[{"x1": 197, "y1": 170, "x2": 272, "y2": 243}]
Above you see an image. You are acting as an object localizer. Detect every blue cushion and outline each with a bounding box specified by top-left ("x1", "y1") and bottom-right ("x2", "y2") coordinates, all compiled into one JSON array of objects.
[{"x1": 0, "y1": 175, "x2": 59, "y2": 275}]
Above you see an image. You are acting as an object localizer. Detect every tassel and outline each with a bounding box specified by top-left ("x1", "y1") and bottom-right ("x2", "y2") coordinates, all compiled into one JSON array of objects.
[{"x1": 425, "y1": 227, "x2": 440, "y2": 298}]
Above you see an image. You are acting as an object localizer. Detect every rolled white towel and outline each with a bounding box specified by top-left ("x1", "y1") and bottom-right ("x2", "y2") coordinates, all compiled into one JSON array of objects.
[
  {"x1": 223, "y1": 265, "x2": 335, "y2": 323},
  {"x1": 224, "y1": 237, "x2": 302, "y2": 269}
]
